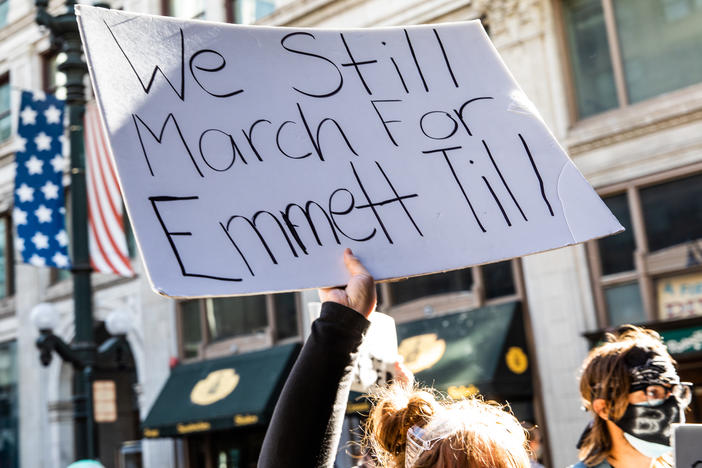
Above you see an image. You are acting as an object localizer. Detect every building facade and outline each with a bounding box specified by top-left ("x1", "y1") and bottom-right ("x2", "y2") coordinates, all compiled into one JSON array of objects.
[{"x1": 0, "y1": 0, "x2": 700, "y2": 467}]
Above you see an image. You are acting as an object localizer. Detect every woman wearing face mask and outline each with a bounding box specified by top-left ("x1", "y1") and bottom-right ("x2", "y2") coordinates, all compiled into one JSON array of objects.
[{"x1": 573, "y1": 326, "x2": 693, "y2": 468}]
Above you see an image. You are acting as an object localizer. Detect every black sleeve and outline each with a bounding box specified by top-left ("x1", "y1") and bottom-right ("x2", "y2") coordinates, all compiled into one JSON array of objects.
[{"x1": 259, "y1": 302, "x2": 370, "y2": 468}]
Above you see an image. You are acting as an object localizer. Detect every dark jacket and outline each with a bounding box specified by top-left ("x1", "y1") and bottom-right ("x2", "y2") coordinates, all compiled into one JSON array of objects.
[{"x1": 259, "y1": 302, "x2": 370, "y2": 468}]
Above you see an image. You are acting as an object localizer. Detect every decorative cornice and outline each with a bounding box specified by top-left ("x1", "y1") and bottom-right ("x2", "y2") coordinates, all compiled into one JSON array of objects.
[
  {"x1": 261, "y1": 0, "x2": 473, "y2": 27},
  {"x1": 367, "y1": 0, "x2": 473, "y2": 27},
  {"x1": 473, "y1": 0, "x2": 519, "y2": 17},
  {"x1": 0, "y1": 11, "x2": 36, "y2": 45},
  {"x1": 568, "y1": 108, "x2": 702, "y2": 155}
]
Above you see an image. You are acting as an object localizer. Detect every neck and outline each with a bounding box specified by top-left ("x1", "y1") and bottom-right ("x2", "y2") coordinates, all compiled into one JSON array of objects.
[{"x1": 605, "y1": 420, "x2": 652, "y2": 468}]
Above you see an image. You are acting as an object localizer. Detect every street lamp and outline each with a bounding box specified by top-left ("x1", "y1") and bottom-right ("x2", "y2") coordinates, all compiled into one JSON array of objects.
[
  {"x1": 30, "y1": 302, "x2": 59, "y2": 333},
  {"x1": 33, "y1": 0, "x2": 107, "y2": 462},
  {"x1": 101, "y1": 309, "x2": 134, "y2": 369},
  {"x1": 32, "y1": 303, "x2": 134, "y2": 459},
  {"x1": 104, "y1": 308, "x2": 132, "y2": 337}
]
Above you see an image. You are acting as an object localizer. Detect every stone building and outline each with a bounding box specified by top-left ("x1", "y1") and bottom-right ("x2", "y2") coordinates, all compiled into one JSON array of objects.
[{"x1": 0, "y1": 1, "x2": 700, "y2": 467}]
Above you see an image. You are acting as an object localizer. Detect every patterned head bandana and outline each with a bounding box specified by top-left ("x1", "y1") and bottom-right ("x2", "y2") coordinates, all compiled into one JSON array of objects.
[{"x1": 625, "y1": 347, "x2": 679, "y2": 392}]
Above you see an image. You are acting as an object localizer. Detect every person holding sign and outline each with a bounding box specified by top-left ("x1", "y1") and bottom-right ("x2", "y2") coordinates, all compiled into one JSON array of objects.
[
  {"x1": 260, "y1": 249, "x2": 531, "y2": 468},
  {"x1": 260, "y1": 248, "x2": 376, "y2": 467},
  {"x1": 572, "y1": 326, "x2": 693, "y2": 468}
]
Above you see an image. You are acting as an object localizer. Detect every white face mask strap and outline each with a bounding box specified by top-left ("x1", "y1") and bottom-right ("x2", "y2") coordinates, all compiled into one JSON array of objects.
[
  {"x1": 404, "y1": 416, "x2": 455, "y2": 468},
  {"x1": 405, "y1": 426, "x2": 437, "y2": 468}
]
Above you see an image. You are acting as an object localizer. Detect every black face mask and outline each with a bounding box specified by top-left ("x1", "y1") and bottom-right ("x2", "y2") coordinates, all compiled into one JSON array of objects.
[{"x1": 614, "y1": 395, "x2": 683, "y2": 446}]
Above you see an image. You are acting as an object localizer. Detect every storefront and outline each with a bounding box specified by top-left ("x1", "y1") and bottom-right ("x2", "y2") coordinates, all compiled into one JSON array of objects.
[
  {"x1": 336, "y1": 301, "x2": 535, "y2": 468},
  {"x1": 395, "y1": 301, "x2": 533, "y2": 420},
  {"x1": 656, "y1": 270, "x2": 702, "y2": 414},
  {"x1": 142, "y1": 343, "x2": 300, "y2": 468},
  {"x1": 659, "y1": 321, "x2": 702, "y2": 422}
]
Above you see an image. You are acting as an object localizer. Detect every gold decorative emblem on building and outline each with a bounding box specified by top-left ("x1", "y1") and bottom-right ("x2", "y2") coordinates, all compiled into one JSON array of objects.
[
  {"x1": 234, "y1": 414, "x2": 259, "y2": 426},
  {"x1": 505, "y1": 346, "x2": 528, "y2": 374},
  {"x1": 346, "y1": 401, "x2": 371, "y2": 414},
  {"x1": 190, "y1": 368, "x2": 240, "y2": 406},
  {"x1": 398, "y1": 333, "x2": 446, "y2": 374},
  {"x1": 177, "y1": 421, "x2": 211, "y2": 434},
  {"x1": 447, "y1": 384, "x2": 479, "y2": 400}
]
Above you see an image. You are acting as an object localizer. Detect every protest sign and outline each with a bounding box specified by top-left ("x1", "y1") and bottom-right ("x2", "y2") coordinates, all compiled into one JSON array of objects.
[{"x1": 76, "y1": 6, "x2": 622, "y2": 297}]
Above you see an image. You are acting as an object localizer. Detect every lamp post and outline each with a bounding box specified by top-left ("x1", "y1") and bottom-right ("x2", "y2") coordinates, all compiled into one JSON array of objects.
[
  {"x1": 32, "y1": 303, "x2": 133, "y2": 462},
  {"x1": 33, "y1": 0, "x2": 108, "y2": 462}
]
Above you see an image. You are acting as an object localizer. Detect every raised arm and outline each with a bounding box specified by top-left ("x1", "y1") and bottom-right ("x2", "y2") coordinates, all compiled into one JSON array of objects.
[{"x1": 259, "y1": 249, "x2": 376, "y2": 468}]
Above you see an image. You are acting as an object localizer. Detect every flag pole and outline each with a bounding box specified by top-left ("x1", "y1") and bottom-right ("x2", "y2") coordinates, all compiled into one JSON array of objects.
[{"x1": 34, "y1": 0, "x2": 102, "y2": 460}]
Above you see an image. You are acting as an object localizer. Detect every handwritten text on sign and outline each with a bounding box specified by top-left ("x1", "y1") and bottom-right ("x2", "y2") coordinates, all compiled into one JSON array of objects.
[{"x1": 77, "y1": 6, "x2": 622, "y2": 297}]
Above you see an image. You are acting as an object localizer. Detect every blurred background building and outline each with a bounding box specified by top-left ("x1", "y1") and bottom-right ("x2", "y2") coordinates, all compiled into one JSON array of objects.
[{"x1": 0, "y1": 0, "x2": 700, "y2": 467}]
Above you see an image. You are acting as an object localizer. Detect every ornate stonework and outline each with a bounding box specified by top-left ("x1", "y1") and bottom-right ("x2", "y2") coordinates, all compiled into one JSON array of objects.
[
  {"x1": 473, "y1": 0, "x2": 544, "y2": 42},
  {"x1": 473, "y1": 0, "x2": 520, "y2": 17}
]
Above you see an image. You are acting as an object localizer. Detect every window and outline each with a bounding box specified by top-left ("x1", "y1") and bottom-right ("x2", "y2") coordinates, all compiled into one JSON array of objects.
[
  {"x1": 207, "y1": 296, "x2": 268, "y2": 341},
  {"x1": 0, "y1": 0, "x2": 8, "y2": 29},
  {"x1": 562, "y1": 0, "x2": 702, "y2": 119},
  {"x1": 597, "y1": 194, "x2": 635, "y2": 275},
  {"x1": 640, "y1": 173, "x2": 702, "y2": 252},
  {"x1": 180, "y1": 300, "x2": 203, "y2": 359},
  {"x1": 273, "y1": 292, "x2": 298, "y2": 341},
  {"x1": 178, "y1": 292, "x2": 299, "y2": 360},
  {"x1": 483, "y1": 261, "x2": 516, "y2": 299},
  {"x1": 381, "y1": 260, "x2": 520, "y2": 318},
  {"x1": 589, "y1": 169, "x2": 702, "y2": 325},
  {"x1": 0, "y1": 216, "x2": 13, "y2": 299},
  {"x1": 388, "y1": 268, "x2": 473, "y2": 306},
  {"x1": 227, "y1": 0, "x2": 293, "y2": 24},
  {"x1": 604, "y1": 282, "x2": 645, "y2": 324},
  {"x1": 0, "y1": 341, "x2": 18, "y2": 468},
  {"x1": 562, "y1": 0, "x2": 618, "y2": 118},
  {"x1": 0, "y1": 76, "x2": 10, "y2": 143}
]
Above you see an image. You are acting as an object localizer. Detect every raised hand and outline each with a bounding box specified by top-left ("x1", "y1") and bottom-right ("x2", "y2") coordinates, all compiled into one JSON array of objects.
[{"x1": 318, "y1": 248, "x2": 376, "y2": 318}]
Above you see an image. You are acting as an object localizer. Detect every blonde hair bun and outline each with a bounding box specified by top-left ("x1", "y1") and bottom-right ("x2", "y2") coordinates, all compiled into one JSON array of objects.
[
  {"x1": 365, "y1": 384, "x2": 530, "y2": 468},
  {"x1": 366, "y1": 384, "x2": 438, "y2": 467}
]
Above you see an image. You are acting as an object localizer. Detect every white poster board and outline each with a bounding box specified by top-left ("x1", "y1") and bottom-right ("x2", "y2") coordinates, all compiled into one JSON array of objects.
[{"x1": 77, "y1": 6, "x2": 622, "y2": 297}]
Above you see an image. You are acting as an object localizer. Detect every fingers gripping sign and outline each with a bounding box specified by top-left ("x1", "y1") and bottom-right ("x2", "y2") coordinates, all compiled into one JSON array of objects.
[{"x1": 318, "y1": 248, "x2": 376, "y2": 318}]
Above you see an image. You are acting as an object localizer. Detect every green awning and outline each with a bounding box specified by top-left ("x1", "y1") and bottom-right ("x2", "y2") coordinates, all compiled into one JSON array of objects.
[
  {"x1": 142, "y1": 342, "x2": 300, "y2": 438},
  {"x1": 396, "y1": 301, "x2": 531, "y2": 400},
  {"x1": 346, "y1": 391, "x2": 371, "y2": 415},
  {"x1": 661, "y1": 325, "x2": 702, "y2": 356}
]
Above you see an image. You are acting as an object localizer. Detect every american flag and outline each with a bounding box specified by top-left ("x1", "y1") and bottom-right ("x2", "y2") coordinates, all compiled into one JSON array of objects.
[
  {"x1": 84, "y1": 101, "x2": 134, "y2": 276},
  {"x1": 13, "y1": 91, "x2": 134, "y2": 276},
  {"x1": 13, "y1": 90, "x2": 70, "y2": 269}
]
